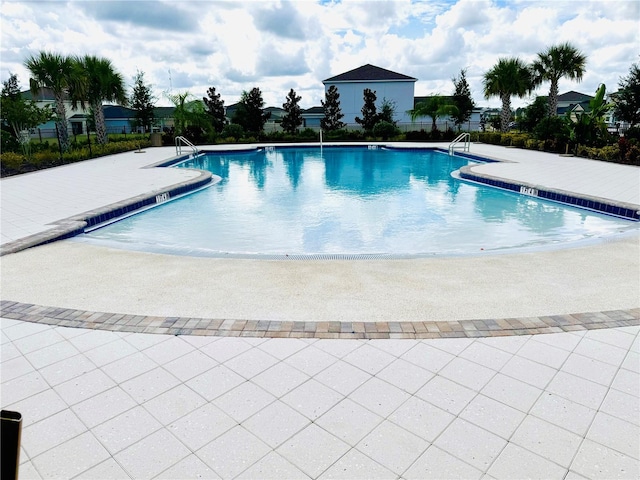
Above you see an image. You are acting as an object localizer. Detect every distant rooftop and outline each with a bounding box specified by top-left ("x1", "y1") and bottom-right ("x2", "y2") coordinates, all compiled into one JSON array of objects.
[
  {"x1": 557, "y1": 91, "x2": 594, "y2": 103},
  {"x1": 323, "y1": 64, "x2": 417, "y2": 83}
]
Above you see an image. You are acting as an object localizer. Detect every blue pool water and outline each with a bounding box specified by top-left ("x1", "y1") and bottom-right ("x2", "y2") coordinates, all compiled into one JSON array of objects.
[{"x1": 79, "y1": 147, "x2": 637, "y2": 257}]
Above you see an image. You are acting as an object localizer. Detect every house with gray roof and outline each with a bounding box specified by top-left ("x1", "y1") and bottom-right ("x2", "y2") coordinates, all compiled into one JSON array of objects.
[{"x1": 322, "y1": 64, "x2": 417, "y2": 125}]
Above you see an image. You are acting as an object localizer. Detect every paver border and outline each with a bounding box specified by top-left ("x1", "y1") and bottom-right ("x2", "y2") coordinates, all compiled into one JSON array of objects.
[{"x1": 1, "y1": 301, "x2": 637, "y2": 339}]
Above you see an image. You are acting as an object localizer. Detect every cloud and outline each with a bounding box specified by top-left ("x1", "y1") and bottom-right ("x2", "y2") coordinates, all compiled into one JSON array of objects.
[
  {"x1": 252, "y1": 0, "x2": 308, "y2": 40},
  {"x1": 257, "y1": 45, "x2": 310, "y2": 77},
  {"x1": 77, "y1": 0, "x2": 194, "y2": 32}
]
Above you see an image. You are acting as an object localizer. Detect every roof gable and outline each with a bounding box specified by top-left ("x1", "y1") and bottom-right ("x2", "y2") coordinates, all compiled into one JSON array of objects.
[
  {"x1": 557, "y1": 91, "x2": 594, "y2": 103},
  {"x1": 323, "y1": 64, "x2": 416, "y2": 83}
]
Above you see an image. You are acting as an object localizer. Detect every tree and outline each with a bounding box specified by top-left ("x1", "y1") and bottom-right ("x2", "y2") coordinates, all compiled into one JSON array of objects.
[
  {"x1": 281, "y1": 88, "x2": 303, "y2": 134},
  {"x1": 130, "y1": 71, "x2": 155, "y2": 133},
  {"x1": 232, "y1": 87, "x2": 270, "y2": 134},
  {"x1": 569, "y1": 84, "x2": 612, "y2": 147},
  {"x1": 409, "y1": 95, "x2": 458, "y2": 131},
  {"x1": 79, "y1": 55, "x2": 127, "y2": 144},
  {"x1": 1, "y1": 73, "x2": 52, "y2": 157},
  {"x1": 355, "y1": 88, "x2": 378, "y2": 132},
  {"x1": 613, "y1": 63, "x2": 640, "y2": 127},
  {"x1": 518, "y1": 96, "x2": 549, "y2": 133},
  {"x1": 203, "y1": 87, "x2": 226, "y2": 133},
  {"x1": 320, "y1": 85, "x2": 345, "y2": 131},
  {"x1": 378, "y1": 98, "x2": 397, "y2": 125},
  {"x1": 166, "y1": 91, "x2": 212, "y2": 141},
  {"x1": 483, "y1": 57, "x2": 533, "y2": 132},
  {"x1": 24, "y1": 51, "x2": 83, "y2": 152},
  {"x1": 532, "y1": 42, "x2": 587, "y2": 117},
  {"x1": 451, "y1": 69, "x2": 475, "y2": 130}
]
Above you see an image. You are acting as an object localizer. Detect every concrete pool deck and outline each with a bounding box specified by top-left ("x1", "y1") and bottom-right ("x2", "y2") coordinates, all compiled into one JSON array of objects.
[{"x1": 1, "y1": 142, "x2": 639, "y2": 479}]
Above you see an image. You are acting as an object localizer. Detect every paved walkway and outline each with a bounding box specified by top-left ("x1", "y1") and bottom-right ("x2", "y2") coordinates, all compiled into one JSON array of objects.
[{"x1": 1, "y1": 143, "x2": 639, "y2": 479}]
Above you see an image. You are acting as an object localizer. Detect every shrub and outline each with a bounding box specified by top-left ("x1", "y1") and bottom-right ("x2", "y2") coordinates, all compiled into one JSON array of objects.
[
  {"x1": 373, "y1": 121, "x2": 400, "y2": 140},
  {"x1": 1, "y1": 151, "x2": 25, "y2": 175},
  {"x1": 534, "y1": 116, "x2": 570, "y2": 142},
  {"x1": 623, "y1": 126, "x2": 640, "y2": 141},
  {"x1": 221, "y1": 123, "x2": 244, "y2": 140}
]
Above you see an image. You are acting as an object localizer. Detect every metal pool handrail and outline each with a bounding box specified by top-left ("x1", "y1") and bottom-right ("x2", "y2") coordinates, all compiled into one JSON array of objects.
[{"x1": 175, "y1": 136, "x2": 198, "y2": 156}]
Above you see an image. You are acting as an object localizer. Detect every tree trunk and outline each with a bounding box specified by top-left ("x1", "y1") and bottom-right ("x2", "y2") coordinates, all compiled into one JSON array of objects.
[
  {"x1": 93, "y1": 101, "x2": 108, "y2": 144},
  {"x1": 54, "y1": 92, "x2": 70, "y2": 152},
  {"x1": 548, "y1": 79, "x2": 559, "y2": 117},
  {"x1": 500, "y1": 93, "x2": 511, "y2": 132}
]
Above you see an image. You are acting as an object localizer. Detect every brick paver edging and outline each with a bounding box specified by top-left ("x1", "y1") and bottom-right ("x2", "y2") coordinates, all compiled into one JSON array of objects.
[{"x1": 1, "y1": 301, "x2": 637, "y2": 339}]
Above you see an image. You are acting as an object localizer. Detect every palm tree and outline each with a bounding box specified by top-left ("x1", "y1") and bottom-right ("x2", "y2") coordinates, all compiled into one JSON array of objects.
[
  {"x1": 483, "y1": 58, "x2": 533, "y2": 132},
  {"x1": 24, "y1": 51, "x2": 84, "y2": 152},
  {"x1": 409, "y1": 95, "x2": 458, "y2": 132},
  {"x1": 532, "y1": 42, "x2": 586, "y2": 118},
  {"x1": 80, "y1": 55, "x2": 127, "y2": 144}
]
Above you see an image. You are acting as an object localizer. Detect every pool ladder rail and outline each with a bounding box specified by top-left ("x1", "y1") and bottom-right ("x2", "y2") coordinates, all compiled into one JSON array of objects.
[
  {"x1": 449, "y1": 132, "x2": 470, "y2": 155},
  {"x1": 175, "y1": 136, "x2": 199, "y2": 156}
]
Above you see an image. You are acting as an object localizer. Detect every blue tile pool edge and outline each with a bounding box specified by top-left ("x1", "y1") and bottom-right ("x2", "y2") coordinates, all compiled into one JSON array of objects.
[
  {"x1": 457, "y1": 165, "x2": 640, "y2": 222},
  {"x1": 0, "y1": 166, "x2": 214, "y2": 256}
]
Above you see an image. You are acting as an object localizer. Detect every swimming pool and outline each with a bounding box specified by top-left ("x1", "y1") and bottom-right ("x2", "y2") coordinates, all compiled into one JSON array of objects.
[{"x1": 77, "y1": 146, "x2": 637, "y2": 257}]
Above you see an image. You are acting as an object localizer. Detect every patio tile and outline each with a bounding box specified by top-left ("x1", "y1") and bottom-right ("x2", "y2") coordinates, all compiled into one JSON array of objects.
[
  {"x1": 242, "y1": 400, "x2": 310, "y2": 448},
  {"x1": 122, "y1": 331, "x2": 171, "y2": 350},
  {"x1": 570, "y1": 439, "x2": 639, "y2": 480},
  {"x1": 37, "y1": 352, "x2": 96, "y2": 386},
  {"x1": 53, "y1": 367, "x2": 116, "y2": 406},
  {"x1": 530, "y1": 331, "x2": 581, "y2": 351},
  {"x1": 584, "y1": 327, "x2": 637, "y2": 350},
  {"x1": 560, "y1": 352, "x2": 618, "y2": 386},
  {"x1": 318, "y1": 448, "x2": 397, "y2": 479},
  {"x1": 530, "y1": 393, "x2": 596, "y2": 436},
  {"x1": 388, "y1": 396, "x2": 455, "y2": 442},
  {"x1": 342, "y1": 343, "x2": 396, "y2": 375},
  {"x1": 142, "y1": 336, "x2": 195, "y2": 364},
  {"x1": 510, "y1": 415, "x2": 582, "y2": 467},
  {"x1": 422, "y1": 337, "x2": 474, "y2": 355},
  {"x1": 349, "y1": 377, "x2": 411, "y2": 417},
  {"x1": 434, "y1": 418, "x2": 507, "y2": 471},
  {"x1": 401, "y1": 342, "x2": 455, "y2": 373},
  {"x1": 24, "y1": 340, "x2": 81, "y2": 369},
  {"x1": 197, "y1": 425, "x2": 271, "y2": 479},
  {"x1": 600, "y1": 388, "x2": 639, "y2": 425},
  {"x1": 2, "y1": 321, "x2": 53, "y2": 341},
  {"x1": 282, "y1": 378, "x2": 344, "y2": 420},
  {"x1": 1, "y1": 371, "x2": 50, "y2": 405},
  {"x1": 283, "y1": 345, "x2": 338, "y2": 376},
  {"x1": 611, "y1": 368, "x2": 640, "y2": 397},
  {"x1": 236, "y1": 451, "x2": 310, "y2": 480},
  {"x1": 480, "y1": 373, "x2": 542, "y2": 413},
  {"x1": 516, "y1": 340, "x2": 571, "y2": 369},
  {"x1": 439, "y1": 357, "x2": 496, "y2": 391},
  {"x1": 258, "y1": 337, "x2": 315, "y2": 360},
  {"x1": 74, "y1": 458, "x2": 131, "y2": 479},
  {"x1": 587, "y1": 412, "x2": 639, "y2": 459},
  {"x1": 499, "y1": 355, "x2": 556, "y2": 389},
  {"x1": 120, "y1": 366, "x2": 180, "y2": 403},
  {"x1": 415, "y1": 375, "x2": 477, "y2": 415},
  {"x1": 573, "y1": 336, "x2": 628, "y2": 366},
  {"x1": 314, "y1": 359, "x2": 371, "y2": 396},
  {"x1": 369, "y1": 338, "x2": 417, "y2": 357},
  {"x1": 99, "y1": 351, "x2": 158, "y2": 383},
  {"x1": 621, "y1": 350, "x2": 639, "y2": 373},
  {"x1": 66, "y1": 329, "x2": 119, "y2": 353},
  {"x1": 4, "y1": 389, "x2": 67, "y2": 428},
  {"x1": 142, "y1": 384, "x2": 207, "y2": 425},
  {"x1": 276, "y1": 424, "x2": 350, "y2": 478},
  {"x1": 546, "y1": 371, "x2": 608, "y2": 409},
  {"x1": 224, "y1": 347, "x2": 280, "y2": 379},
  {"x1": 82, "y1": 337, "x2": 139, "y2": 368},
  {"x1": 213, "y1": 381, "x2": 276, "y2": 423},
  {"x1": 476, "y1": 334, "x2": 529, "y2": 354},
  {"x1": 31, "y1": 431, "x2": 110, "y2": 479},
  {"x1": 458, "y1": 342, "x2": 513, "y2": 371},
  {"x1": 155, "y1": 454, "x2": 222, "y2": 479},
  {"x1": 315, "y1": 398, "x2": 384, "y2": 446},
  {"x1": 92, "y1": 405, "x2": 163, "y2": 454},
  {"x1": 168, "y1": 403, "x2": 237, "y2": 451},
  {"x1": 22, "y1": 409, "x2": 87, "y2": 457},
  {"x1": 71, "y1": 386, "x2": 137, "y2": 429},
  {"x1": 15, "y1": 461, "x2": 42, "y2": 480},
  {"x1": 251, "y1": 361, "x2": 310, "y2": 397},
  {"x1": 185, "y1": 364, "x2": 245, "y2": 401},
  {"x1": 459, "y1": 394, "x2": 526, "y2": 439},
  {"x1": 1, "y1": 341, "x2": 21, "y2": 362},
  {"x1": 487, "y1": 443, "x2": 566, "y2": 480},
  {"x1": 403, "y1": 445, "x2": 483, "y2": 480},
  {"x1": 115, "y1": 428, "x2": 190, "y2": 479},
  {"x1": 376, "y1": 358, "x2": 434, "y2": 394},
  {"x1": 199, "y1": 336, "x2": 253, "y2": 363},
  {"x1": 1, "y1": 354, "x2": 35, "y2": 382}
]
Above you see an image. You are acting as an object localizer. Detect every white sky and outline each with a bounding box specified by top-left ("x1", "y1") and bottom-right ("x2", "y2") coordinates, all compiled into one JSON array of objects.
[{"x1": 1, "y1": 0, "x2": 638, "y2": 110}]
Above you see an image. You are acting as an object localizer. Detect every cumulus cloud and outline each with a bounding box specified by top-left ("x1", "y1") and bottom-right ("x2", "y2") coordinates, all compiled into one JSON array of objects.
[{"x1": 78, "y1": 0, "x2": 194, "y2": 32}]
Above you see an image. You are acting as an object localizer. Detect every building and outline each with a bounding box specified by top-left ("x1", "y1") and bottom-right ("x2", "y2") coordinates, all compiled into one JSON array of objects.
[
  {"x1": 322, "y1": 64, "x2": 417, "y2": 125},
  {"x1": 20, "y1": 88, "x2": 89, "y2": 138}
]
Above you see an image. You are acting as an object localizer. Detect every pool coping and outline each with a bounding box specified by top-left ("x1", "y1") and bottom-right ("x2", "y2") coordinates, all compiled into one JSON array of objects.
[{"x1": 1, "y1": 300, "x2": 637, "y2": 339}]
